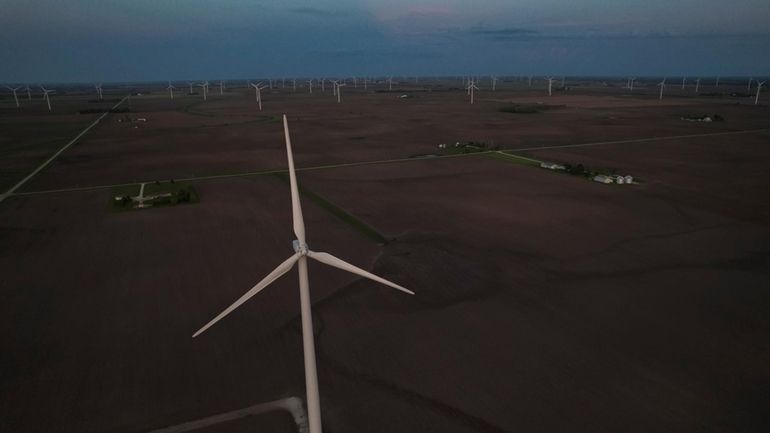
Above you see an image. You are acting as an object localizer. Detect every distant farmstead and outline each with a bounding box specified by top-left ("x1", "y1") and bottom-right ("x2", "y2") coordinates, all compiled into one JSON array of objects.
[{"x1": 540, "y1": 162, "x2": 566, "y2": 170}]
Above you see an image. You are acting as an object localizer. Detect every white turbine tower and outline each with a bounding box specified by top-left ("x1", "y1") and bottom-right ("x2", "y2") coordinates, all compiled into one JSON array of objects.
[
  {"x1": 695, "y1": 78, "x2": 700, "y2": 93},
  {"x1": 293, "y1": 79, "x2": 297, "y2": 92},
  {"x1": 167, "y1": 83, "x2": 176, "y2": 100},
  {"x1": 466, "y1": 79, "x2": 479, "y2": 104},
  {"x1": 321, "y1": 78, "x2": 326, "y2": 93},
  {"x1": 755, "y1": 81, "x2": 765, "y2": 105},
  {"x1": 658, "y1": 78, "x2": 667, "y2": 100},
  {"x1": 546, "y1": 77, "x2": 555, "y2": 96},
  {"x1": 5, "y1": 86, "x2": 20, "y2": 107},
  {"x1": 681, "y1": 76, "x2": 687, "y2": 90},
  {"x1": 188, "y1": 81, "x2": 195, "y2": 95},
  {"x1": 39, "y1": 85, "x2": 55, "y2": 111},
  {"x1": 629, "y1": 77, "x2": 637, "y2": 91},
  {"x1": 193, "y1": 115, "x2": 414, "y2": 433},
  {"x1": 491, "y1": 76, "x2": 498, "y2": 91},
  {"x1": 388, "y1": 76, "x2": 393, "y2": 91},
  {"x1": 250, "y1": 82, "x2": 267, "y2": 110},
  {"x1": 94, "y1": 83, "x2": 103, "y2": 100},
  {"x1": 219, "y1": 80, "x2": 225, "y2": 96},
  {"x1": 306, "y1": 80, "x2": 313, "y2": 94}
]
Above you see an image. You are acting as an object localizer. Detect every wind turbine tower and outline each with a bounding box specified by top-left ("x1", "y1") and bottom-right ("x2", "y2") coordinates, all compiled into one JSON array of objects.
[
  {"x1": 193, "y1": 115, "x2": 414, "y2": 433},
  {"x1": 547, "y1": 77, "x2": 555, "y2": 96},
  {"x1": 756, "y1": 81, "x2": 765, "y2": 105},
  {"x1": 695, "y1": 78, "x2": 700, "y2": 93}
]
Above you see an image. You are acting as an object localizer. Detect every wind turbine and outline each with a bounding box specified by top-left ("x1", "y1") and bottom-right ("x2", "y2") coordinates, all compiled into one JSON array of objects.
[
  {"x1": 198, "y1": 81, "x2": 209, "y2": 101},
  {"x1": 94, "y1": 83, "x2": 103, "y2": 100},
  {"x1": 388, "y1": 76, "x2": 393, "y2": 91},
  {"x1": 306, "y1": 80, "x2": 313, "y2": 94},
  {"x1": 681, "y1": 76, "x2": 686, "y2": 90},
  {"x1": 756, "y1": 81, "x2": 765, "y2": 105},
  {"x1": 695, "y1": 78, "x2": 700, "y2": 93},
  {"x1": 321, "y1": 78, "x2": 326, "y2": 93},
  {"x1": 293, "y1": 79, "x2": 297, "y2": 92},
  {"x1": 546, "y1": 77, "x2": 555, "y2": 96},
  {"x1": 188, "y1": 82, "x2": 195, "y2": 95},
  {"x1": 193, "y1": 115, "x2": 414, "y2": 433},
  {"x1": 491, "y1": 76, "x2": 498, "y2": 91},
  {"x1": 334, "y1": 81, "x2": 346, "y2": 103},
  {"x1": 250, "y1": 82, "x2": 267, "y2": 110},
  {"x1": 25, "y1": 85, "x2": 32, "y2": 101},
  {"x1": 39, "y1": 85, "x2": 55, "y2": 111},
  {"x1": 219, "y1": 80, "x2": 225, "y2": 96},
  {"x1": 167, "y1": 82, "x2": 176, "y2": 100},
  {"x1": 5, "y1": 86, "x2": 20, "y2": 107},
  {"x1": 466, "y1": 79, "x2": 479, "y2": 104},
  {"x1": 629, "y1": 77, "x2": 637, "y2": 91},
  {"x1": 658, "y1": 78, "x2": 666, "y2": 100}
]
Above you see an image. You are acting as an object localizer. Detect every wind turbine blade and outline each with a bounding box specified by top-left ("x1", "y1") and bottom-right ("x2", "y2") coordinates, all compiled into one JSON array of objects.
[
  {"x1": 192, "y1": 253, "x2": 301, "y2": 338},
  {"x1": 307, "y1": 250, "x2": 414, "y2": 295},
  {"x1": 282, "y1": 115, "x2": 306, "y2": 244}
]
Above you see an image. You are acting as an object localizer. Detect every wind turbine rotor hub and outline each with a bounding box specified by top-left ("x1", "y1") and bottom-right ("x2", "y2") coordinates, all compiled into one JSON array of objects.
[{"x1": 292, "y1": 240, "x2": 309, "y2": 255}]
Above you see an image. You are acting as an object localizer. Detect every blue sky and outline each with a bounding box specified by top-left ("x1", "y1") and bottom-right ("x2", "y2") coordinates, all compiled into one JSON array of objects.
[{"x1": 1, "y1": 0, "x2": 769, "y2": 83}]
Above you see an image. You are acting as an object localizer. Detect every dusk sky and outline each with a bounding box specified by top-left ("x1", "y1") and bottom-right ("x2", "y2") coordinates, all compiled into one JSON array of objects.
[{"x1": 2, "y1": 0, "x2": 769, "y2": 83}]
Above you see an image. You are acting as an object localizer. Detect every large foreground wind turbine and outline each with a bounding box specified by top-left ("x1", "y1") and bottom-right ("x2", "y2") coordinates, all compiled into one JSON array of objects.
[
  {"x1": 756, "y1": 81, "x2": 765, "y2": 105},
  {"x1": 5, "y1": 86, "x2": 20, "y2": 107},
  {"x1": 193, "y1": 115, "x2": 414, "y2": 433}
]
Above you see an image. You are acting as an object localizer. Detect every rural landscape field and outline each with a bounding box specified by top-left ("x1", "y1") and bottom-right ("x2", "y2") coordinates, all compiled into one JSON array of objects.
[{"x1": 2, "y1": 76, "x2": 769, "y2": 433}]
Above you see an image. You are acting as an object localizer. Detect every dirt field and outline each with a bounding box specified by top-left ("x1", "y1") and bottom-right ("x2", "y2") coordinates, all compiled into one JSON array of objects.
[{"x1": 1, "y1": 79, "x2": 769, "y2": 433}]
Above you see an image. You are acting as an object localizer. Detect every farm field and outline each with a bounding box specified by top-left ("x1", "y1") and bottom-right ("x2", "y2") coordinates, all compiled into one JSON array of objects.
[{"x1": 1, "y1": 79, "x2": 769, "y2": 433}]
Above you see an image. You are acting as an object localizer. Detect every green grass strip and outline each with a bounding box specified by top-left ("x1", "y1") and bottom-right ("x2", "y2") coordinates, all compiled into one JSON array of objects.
[
  {"x1": 483, "y1": 151, "x2": 542, "y2": 167},
  {"x1": 273, "y1": 173, "x2": 387, "y2": 244}
]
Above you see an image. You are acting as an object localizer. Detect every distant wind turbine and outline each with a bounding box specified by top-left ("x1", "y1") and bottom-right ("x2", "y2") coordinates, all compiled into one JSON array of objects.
[
  {"x1": 334, "y1": 81, "x2": 346, "y2": 103},
  {"x1": 491, "y1": 76, "x2": 498, "y2": 91},
  {"x1": 198, "y1": 81, "x2": 209, "y2": 101},
  {"x1": 25, "y1": 84, "x2": 32, "y2": 101},
  {"x1": 188, "y1": 82, "x2": 195, "y2": 95},
  {"x1": 167, "y1": 83, "x2": 176, "y2": 100},
  {"x1": 681, "y1": 76, "x2": 687, "y2": 90},
  {"x1": 467, "y1": 79, "x2": 479, "y2": 104},
  {"x1": 5, "y1": 86, "x2": 20, "y2": 107},
  {"x1": 695, "y1": 78, "x2": 700, "y2": 93},
  {"x1": 306, "y1": 80, "x2": 313, "y2": 94},
  {"x1": 250, "y1": 82, "x2": 267, "y2": 110},
  {"x1": 756, "y1": 81, "x2": 765, "y2": 105},
  {"x1": 193, "y1": 115, "x2": 414, "y2": 433},
  {"x1": 94, "y1": 83, "x2": 103, "y2": 101},
  {"x1": 293, "y1": 79, "x2": 297, "y2": 92},
  {"x1": 546, "y1": 77, "x2": 555, "y2": 96},
  {"x1": 39, "y1": 85, "x2": 55, "y2": 111},
  {"x1": 658, "y1": 78, "x2": 667, "y2": 100},
  {"x1": 629, "y1": 77, "x2": 637, "y2": 91},
  {"x1": 388, "y1": 76, "x2": 393, "y2": 91},
  {"x1": 219, "y1": 80, "x2": 225, "y2": 96}
]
